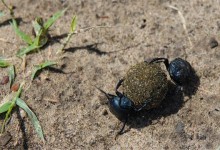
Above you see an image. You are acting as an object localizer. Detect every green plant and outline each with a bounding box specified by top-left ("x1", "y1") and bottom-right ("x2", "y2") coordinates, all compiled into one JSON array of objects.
[
  {"x1": 0, "y1": 5, "x2": 81, "y2": 143},
  {"x1": 0, "y1": 8, "x2": 68, "y2": 143},
  {"x1": 0, "y1": 58, "x2": 10, "y2": 68},
  {"x1": 8, "y1": 65, "x2": 15, "y2": 88},
  {"x1": 31, "y1": 61, "x2": 57, "y2": 80},
  {"x1": 58, "y1": 16, "x2": 77, "y2": 53},
  {"x1": 12, "y1": 9, "x2": 66, "y2": 57},
  {"x1": 16, "y1": 98, "x2": 45, "y2": 141},
  {"x1": 0, "y1": 83, "x2": 45, "y2": 141},
  {"x1": 1, "y1": 0, "x2": 14, "y2": 18},
  {"x1": 1, "y1": 83, "x2": 24, "y2": 133}
]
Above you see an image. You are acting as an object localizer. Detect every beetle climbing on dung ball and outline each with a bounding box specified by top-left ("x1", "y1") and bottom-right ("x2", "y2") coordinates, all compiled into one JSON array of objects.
[{"x1": 97, "y1": 57, "x2": 193, "y2": 138}]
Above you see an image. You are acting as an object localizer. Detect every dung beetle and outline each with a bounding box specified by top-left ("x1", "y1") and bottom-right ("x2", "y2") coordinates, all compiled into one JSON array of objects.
[
  {"x1": 97, "y1": 57, "x2": 193, "y2": 138},
  {"x1": 150, "y1": 57, "x2": 192, "y2": 86}
]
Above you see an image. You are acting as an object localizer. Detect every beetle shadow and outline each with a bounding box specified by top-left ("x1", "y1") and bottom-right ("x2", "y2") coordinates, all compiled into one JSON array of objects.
[
  {"x1": 182, "y1": 67, "x2": 200, "y2": 98},
  {"x1": 125, "y1": 81, "x2": 185, "y2": 131}
]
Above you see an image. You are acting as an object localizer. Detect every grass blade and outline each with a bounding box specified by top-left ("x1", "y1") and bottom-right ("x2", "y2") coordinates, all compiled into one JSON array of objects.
[
  {"x1": 37, "y1": 35, "x2": 48, "y2": 48},
  {"x1": 70, "y1": 16, "x2": 77, "y2": 33},
  {"x1": 32, "y1": 17, "x2": 44, "y2": 37},
  {"x1": 58, "y1": 15, "x2": 77, "y2": 53},
  {"x1": 8, "y1": 65, "x2": 15, "y2": 88},
  {"x1": 40, "y1": 61, "x2": 57, "y2": 68},
  {"x1": 11, "y1": 19, "x2": 33, "y2": 45},
  {"x1": 1, "y1": 83, "x2": 24, "y2": 133},
  {"x1": 31, "y1": 61, "x2": 57, "y2": 80},
  {"x1": 43, "y1": 9, "x2": 66, "y2": 30},
  {"x1": 16, "y1": 98, "x2": 45, "y2": 141},
  {"x1": 0, "y1": 102, "x2": 12, "y2": 113},
  {"x1": 16, "y1": 44, "x2": 40, "y2": 57},
  {"x1": 0, "y1": 58, "x2": 10, "y2": 68}
]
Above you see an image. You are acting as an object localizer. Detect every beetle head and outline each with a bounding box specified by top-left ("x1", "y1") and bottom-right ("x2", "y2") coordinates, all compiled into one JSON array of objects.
[{"x1": 96, "y1": 87, "x2": 134, "y2": 121}]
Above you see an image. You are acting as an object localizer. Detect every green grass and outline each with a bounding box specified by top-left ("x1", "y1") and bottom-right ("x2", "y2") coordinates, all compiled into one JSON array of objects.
[
  {"x1": 31, "y1": 61, "x2": 57, "y2": 80},
  {"x1": 0, "y1": 58, "x2": 10, "y2": 68},
  {"x1": 0, "y1": 101, "x2": 12, "y2": 113},
  {"x1": 8, "y1": 65, "x2": 15, "y2": 88},
  {"x1": 0, "y1": 1, "x2": 70, "y2": 143},
  {"x1": 1, "y1": 1, "x2": 80, "y2": 142},
  {"x1": 1, "y1": 0, "x2": 14, "y2": 18},
  {"x1": 58, "y1": 16, "x2": 77, "y2": 53},
  {"x1": 12, "y1": 9, "x2": 66, "y2": 57},
  {"x1": 16, "y1": 98, "x2": 45, "y2": 141},
  {"x1": 1, "y1": 82, "x2": 24, "y2": 133},
  {"x1": 0, "y1": 83, "x2": 45, "y2": 141}
]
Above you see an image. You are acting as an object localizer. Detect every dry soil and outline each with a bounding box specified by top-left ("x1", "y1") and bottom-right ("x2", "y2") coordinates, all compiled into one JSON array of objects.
[{"x1": 0, "y1": 0, "x2": 220, "y2": 150}]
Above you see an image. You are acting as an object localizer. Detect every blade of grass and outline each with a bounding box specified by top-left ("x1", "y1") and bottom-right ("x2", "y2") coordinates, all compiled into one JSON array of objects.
[
  {"x1": 32, "y1": 18, "x2": 48, "y2": 47},
  {"x1": 70, "y1": 16, "x2": 77, "y2": 33},
  {"x1": 8, "y1": 65, "x2": 15, "y2": 88},
  {"x1": 16, "y1": 98, "x2": 45, "y2": 141},
  {"x1": 11, "y1": 19, "x2": 33, "y2": 45},
  {"x1": 43, "y1": 9, "x2": 67, "y2": 30},
  {"x1": 0, "y1": 58, "x2": 10, "y2": 68},
  {"x1": 16, "y1": 31, "x2": 49, "y2": 57},
  {"x1": 33, "y1": 32, "x2": 42, "y2": 46},
  {"x1": 31, "y1": 61, "x2": 57, "y2": 80},
  {"x1": 37, "y1": 34, "x2": 48, "y2": 48},
  {"x1": 1, "y1": 82, "x2": 24, "y2": 133},
  {"x1": 32, "y1": 17, "x2": 44, "y2": 37},
  {"x1": 0, "y1": 101, "x2": 12, "y2": 113},
  {"x1": 16, "y1": 43, "x2": 40, "y2": 57},
  {"x1": 58, "y1": 16, "x2": 77, "y2": 53}
]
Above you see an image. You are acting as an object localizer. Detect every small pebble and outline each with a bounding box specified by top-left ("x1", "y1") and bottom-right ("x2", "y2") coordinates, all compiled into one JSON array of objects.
[
  {"x1": 102, "y1": 109, "x2": 108, "y2": 116},
  {"x1": 175, "y1": 121, "x2": 185, "y2": 133},
  {"x1": 209, "y1": 38, "x2": 218, "y2": 49},
  {"x1": 1, "y1": 76, "x2": 9, "y2": 85},
  {"x1": 196, "y1": 133, "x2": 206, "y2": 140},
  {"x1": 11, "y1": 83, "x2": 19, "y2": 92}
]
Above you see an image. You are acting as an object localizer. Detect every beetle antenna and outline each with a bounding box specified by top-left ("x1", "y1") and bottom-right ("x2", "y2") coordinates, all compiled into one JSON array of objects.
[{"x1": 95, "y1": 86, "x2": 114, "y2": 100}]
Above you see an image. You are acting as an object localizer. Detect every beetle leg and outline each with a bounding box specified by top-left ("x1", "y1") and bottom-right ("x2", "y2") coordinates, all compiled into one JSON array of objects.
[
  {"x1": 147, "y1": 57, "x2": 170, "y2": 71},
  {"x1": 116, "y1": 79, "x2": 124, "y2": 91},
  {"x1": 133, "y1": 99, "x2": 152, "y2": 112},
  {"x1": 115, "y1": 117, "x2": 128, "y2": 140},
  {"x1": 115, "y1": 79, "x2": 124, "y2": 98}
]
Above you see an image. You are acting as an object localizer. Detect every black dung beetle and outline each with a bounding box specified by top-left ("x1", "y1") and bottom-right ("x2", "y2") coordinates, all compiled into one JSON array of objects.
[
  {"x1": 150, "y1": 57, "x2": 192, "y2": 86},
  {"x1": 97, "y1": 57, "x2": 193, "y2": 138}
]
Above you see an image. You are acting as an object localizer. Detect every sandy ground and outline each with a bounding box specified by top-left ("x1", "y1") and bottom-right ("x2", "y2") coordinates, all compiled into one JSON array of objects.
[{"x1": 0, "y1": 0, "x2": 220, "y2": 149}]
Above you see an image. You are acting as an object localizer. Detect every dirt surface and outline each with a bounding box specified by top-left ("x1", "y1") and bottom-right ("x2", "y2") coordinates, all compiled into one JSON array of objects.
[{"x1": 0, "y1": 0, "x2": 220, "y2": 149}]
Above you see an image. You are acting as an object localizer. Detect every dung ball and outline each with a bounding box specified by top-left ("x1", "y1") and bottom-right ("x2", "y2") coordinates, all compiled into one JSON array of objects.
[{"x1": 122, "y1": 62, "x2": 168, "y2": 109}]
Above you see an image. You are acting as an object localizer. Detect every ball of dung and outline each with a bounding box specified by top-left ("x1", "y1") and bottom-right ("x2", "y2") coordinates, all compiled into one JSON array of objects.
[{"x1": 122, "y1": 62, "x2": 168, "y2": 109}]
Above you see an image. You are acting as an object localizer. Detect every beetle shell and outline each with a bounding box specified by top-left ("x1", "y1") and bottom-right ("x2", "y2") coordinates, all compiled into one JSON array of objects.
[
  {"x1": 169, "y1": 58, "x2": 192, "y2": 85},
  {"x1": 122, "y1": 62, "x2": 168, "y2": 109}
]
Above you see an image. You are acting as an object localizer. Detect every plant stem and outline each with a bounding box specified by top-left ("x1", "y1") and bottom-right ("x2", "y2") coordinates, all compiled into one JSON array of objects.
[
  {"x1": 1, "y1": 0, "x2": 14, "y2": 18},
  {"x1": 58, "y1": 32, "x2": 74, "y2": 53}
]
